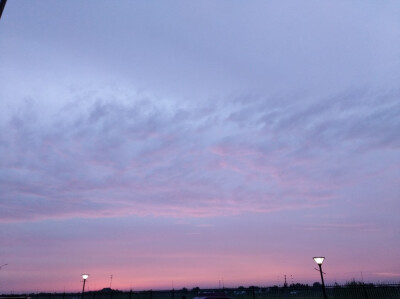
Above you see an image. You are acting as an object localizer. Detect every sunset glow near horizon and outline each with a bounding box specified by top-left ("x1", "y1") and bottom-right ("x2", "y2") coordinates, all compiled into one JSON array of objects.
[{"x1": 0, "y1": 1, "x2": 399, "y2": 293}]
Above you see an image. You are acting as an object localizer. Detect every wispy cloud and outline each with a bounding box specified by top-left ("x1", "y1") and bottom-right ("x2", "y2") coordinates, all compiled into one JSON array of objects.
[
  {"x1": 374, "y1": 272, "x2": 400, "y2": 278},
  {"x1": 0, "y1": 87, "x2": 399, "y2": 222},
  {"x1": 299, "y1": 222, "x2": 379, "y2": 233}
]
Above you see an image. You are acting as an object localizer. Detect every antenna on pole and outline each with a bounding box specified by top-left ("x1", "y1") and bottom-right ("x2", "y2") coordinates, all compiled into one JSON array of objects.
[
  {"x1": 110, "y1": 275, "x2": 113, "y2": 289},
  {"x1": 0, "y1": 0, "x2": 7, "y2": 20}
]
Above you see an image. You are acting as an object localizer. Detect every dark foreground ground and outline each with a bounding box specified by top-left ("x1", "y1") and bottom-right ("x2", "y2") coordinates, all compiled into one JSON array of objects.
[{"x1": 2, "y1": 283, "x2": 400, "y2": 299}]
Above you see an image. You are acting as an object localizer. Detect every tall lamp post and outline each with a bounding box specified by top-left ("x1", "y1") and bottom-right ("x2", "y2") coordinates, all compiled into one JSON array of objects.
[
  {"x1": 0, "y1": 0, "x2": 7, "y2": 20},
  {"x1": 81, "y1": 274, "x2": 89, "y2": 299},
  {"x1": 313, "y1": 257, "x2": 327, "y2": 299}
]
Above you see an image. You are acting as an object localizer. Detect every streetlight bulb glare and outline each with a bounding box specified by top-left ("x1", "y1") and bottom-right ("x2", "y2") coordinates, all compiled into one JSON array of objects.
[
  {"x1": 313, "y1": 257, "x2": 325, "y2": 265},
  {"x1": 82, "y1": 274, "x2": 89, "y2": 280}
]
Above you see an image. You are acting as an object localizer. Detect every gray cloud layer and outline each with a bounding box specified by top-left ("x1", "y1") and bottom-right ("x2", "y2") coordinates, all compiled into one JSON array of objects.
[{"x1": 1, "y1": 1, "x2": 399, "y2": 223}]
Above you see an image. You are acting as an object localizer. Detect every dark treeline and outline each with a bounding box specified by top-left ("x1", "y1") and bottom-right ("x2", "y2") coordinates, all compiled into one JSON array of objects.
[{"x1": 1, "y1": 281, "x2": 400, "y2": 299}]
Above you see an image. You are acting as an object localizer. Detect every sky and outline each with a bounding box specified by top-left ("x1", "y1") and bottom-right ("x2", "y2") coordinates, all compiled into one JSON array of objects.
[{"x1": 0, "y1": 0, "x2": 400, "y2": 293}]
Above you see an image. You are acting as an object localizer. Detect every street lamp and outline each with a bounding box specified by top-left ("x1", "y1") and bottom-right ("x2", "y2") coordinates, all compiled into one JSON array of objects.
[
  {"x1": 81, "y1": 274, "x2": 89, "y2": 299},
  {"x1": 313, "y1": 257, "x2": 327, "y2": 299}
]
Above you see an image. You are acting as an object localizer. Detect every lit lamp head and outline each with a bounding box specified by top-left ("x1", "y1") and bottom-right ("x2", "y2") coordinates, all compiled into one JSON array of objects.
[
  {"x1": 82, "y1": 274, "x2": 89, "y2": 280},
  {"x1": 313, "y1": 257, "x2": 325, "y2": 265}
]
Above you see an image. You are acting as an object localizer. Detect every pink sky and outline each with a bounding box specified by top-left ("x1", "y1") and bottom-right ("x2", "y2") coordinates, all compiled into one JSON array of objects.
[{"x1": 0, "y1": 1, "x2": 400, "y2": 293}]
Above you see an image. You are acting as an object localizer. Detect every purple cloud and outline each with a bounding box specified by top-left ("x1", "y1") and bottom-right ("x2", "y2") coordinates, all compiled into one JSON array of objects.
[{"x1": 1, "y1": 87, "x2": 398, "y2": 223}]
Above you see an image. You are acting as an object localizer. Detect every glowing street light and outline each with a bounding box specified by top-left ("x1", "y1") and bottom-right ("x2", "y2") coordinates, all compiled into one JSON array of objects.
[
  {"x1": 313, "y1": 257, "x2": 327, "y2": 299},
  {"x1": 81, "y1": 274, "x2": 89, "y2": 299}
]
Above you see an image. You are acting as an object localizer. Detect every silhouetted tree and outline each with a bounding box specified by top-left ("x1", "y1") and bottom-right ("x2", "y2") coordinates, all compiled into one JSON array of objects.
[
  {"x1": 180, "y1": 288, "x2": 188, "y2": 294},
  {"x1": 313, "y1": 282, "x2": 321, "y2": 288},
  {"x1": 191, "y1": 287, "x2": 200, "y2": 294}
]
